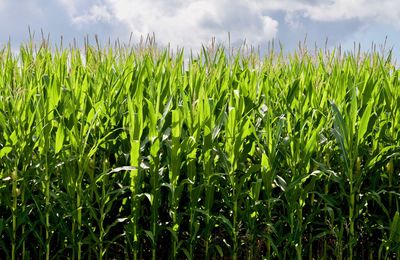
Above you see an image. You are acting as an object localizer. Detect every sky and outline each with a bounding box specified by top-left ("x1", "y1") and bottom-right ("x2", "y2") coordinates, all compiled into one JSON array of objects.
[{"x1": 0, "y1": 0, "x2": 398, "y2": 60}]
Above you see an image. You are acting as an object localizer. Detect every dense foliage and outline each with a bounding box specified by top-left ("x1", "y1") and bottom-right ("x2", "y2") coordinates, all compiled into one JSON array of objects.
[{"x1": 0, "y1": 40, "x2": 399, "y2": 259}]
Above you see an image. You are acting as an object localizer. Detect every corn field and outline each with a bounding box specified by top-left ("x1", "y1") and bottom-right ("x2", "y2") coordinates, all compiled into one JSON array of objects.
[{"x1": 0, "y1": 39, "x2": 399, "y2": 259}]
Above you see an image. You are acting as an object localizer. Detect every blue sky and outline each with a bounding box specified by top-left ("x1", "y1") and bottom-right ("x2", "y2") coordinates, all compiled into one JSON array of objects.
[{"x1": 0, "y1": 0, "x2": 398, "y2": 60}]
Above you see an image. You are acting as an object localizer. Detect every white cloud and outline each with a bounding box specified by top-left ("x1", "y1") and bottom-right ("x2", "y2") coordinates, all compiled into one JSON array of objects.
[
  {"x1": 72, "y1": 4, "x2": 113, "y2": 25},
  {"x1": 261, "y1": 0, "x2": 400, "y2": 26},
  {"x1": 104, "y1": 0, "x2": 278, "y2": 50},
  {"x1": 57, "y1": 0, "x2": 99, "y2": 18},
  {"x1": 0, "y1": 0, "x2": 399, "y2": 58},
  {"x1": 284, "y1": 11, "x2": 304, "y2": 30},
  {"x1": 262, "y1": 16, "x2": 279, "y2": 38}
]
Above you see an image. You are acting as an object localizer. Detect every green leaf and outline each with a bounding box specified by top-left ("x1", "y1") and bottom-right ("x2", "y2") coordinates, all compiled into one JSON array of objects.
[
  {"x1": 215, "y1": 245, "x2": 224, "y2": 257},
  {"x1": 218, "y1": 215, "x2": 233, "y2": 234},
  {"x1": 358, "y1": 100, "x2": 373, "y2": 143},
  {"x1": 144, "y1": 230, "x2": 155, "y2": 245},
  {"x1": 286, "y1": 79, "x2": 299, "y2": 109},
  {"x1": 330, "y1": 101, "x2": 350, "y2": 170},
  {"x1": 274, "y1": 175, "x2": 287, "y2": 192},
  {"x1": 55, "y1": 125, "x2": 64, "y2": 154},
  {"x1": 0, "y1": 146, "x2": 12, "y2": 159},
  {"x1": 389, "y1": 211, "x2": 400, "y2": 243}
]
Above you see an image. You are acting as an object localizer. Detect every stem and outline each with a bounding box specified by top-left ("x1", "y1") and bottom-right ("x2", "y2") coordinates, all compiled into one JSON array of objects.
[
  {"x1": 386, "y1": 158, "x2": 394, "y2": 210},
  {"x1": 249, "y1": 223, "x2": 254, "y2": 260},
  {"x1": 99, "y1": 161, "x2": 108, "y2": 260},
  {"x1": 45, "y1": 173, "x2": 50, "y2": 260},
  {"x1": 76, "y1": 157, "x2": 84, "y2": 260},
  {"x1": 130, "y1": 139, "x2": 140, "y2": 260},
  {"x1": 309, "y1": 193, "x2": 314, "y2": 260},
  {"x1": 204, "y1": 176, "x2": 212, "y2": 259},
  {"x1": 267, "y1": 203, "x2": 271, "y2": 259},
  {"x1": 171, "y1": 187, "x2": 177, "y2": 258},
  {"x1": 185, "y1": 136, "x2": 198, "y2": 259},
  {"x1": 21, "y1": 173, "x2": 26, "y2": 259},
  {"x1": 205, "y1": 234, "x2": 209, "y2": 260},
  {"x1": 349, "y1": 192, "x2": 355, "y2": 260},
  {"x1": 297, "y1": 202, "x2": 303, "y2": 260},
  {"x1": 150, "y1": 144, "x2": 160, "y2": 260},
  {"x1": 12, "y1": 169, "x2": 17, "y2": 260},
  {"x1": 171, "y1": 109, "x2": 181, "y2": 259},
  {"x1": 151, "y1": 184, "x2": 158, "y2": 260},
  {"x1": 233, "y1": 195, "x2": 238, "y2": 260},
  {"x1": 132, "y1": 194, "x2": 139, "y2": 260},
  {"x1": 72, "y1": 217, "x2": 76, "y2": 260},
  {"x1": 204, "y1": 179, "x2": 214, "y2": 260},
  {"x1": 45, "y1": 151, "x2": 50, "y2": 260},
  {"x1": 77, "y1": 183, "x2": 82, "y2": 260},
  {"x1": 349, "y1": 168, "x2": 355, "y2": 260}
]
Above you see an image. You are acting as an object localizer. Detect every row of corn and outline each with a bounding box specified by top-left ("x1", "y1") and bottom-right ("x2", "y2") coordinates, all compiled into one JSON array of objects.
[{"x1": 0, "y1": 40, "x2": 399, "y2": 259}]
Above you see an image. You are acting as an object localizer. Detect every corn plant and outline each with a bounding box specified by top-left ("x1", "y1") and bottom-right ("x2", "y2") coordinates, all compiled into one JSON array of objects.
[{"x1": 0, "y1": 37, "x2": 399, "y2": 259}]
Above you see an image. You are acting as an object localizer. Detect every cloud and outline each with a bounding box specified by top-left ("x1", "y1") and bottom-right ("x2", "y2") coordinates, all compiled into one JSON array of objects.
[
  {"x1": 255, "y1": 0, "x2": 399, "y2": 53},
  {"x1": 0, "y1": 0, "x2": 398, "y2": 58},
  {"x1": 0, "y1": 0, "x2": 70, "y2": 45},
  {"x1": 260, "y1": 0, "x2": 400, "y2": 26},
  {"x1": 0, "y1": 0, "x2": 130, "y2": 46},
  {"x1": 71, "y1": 4, "x2": 114, "y2": 25},
  {"x1": 57, "y1": 0, "x2": 99, "y2": 18},
  {"x1": 103, "y1": 0, "x2": 278, "y2": 50}
]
